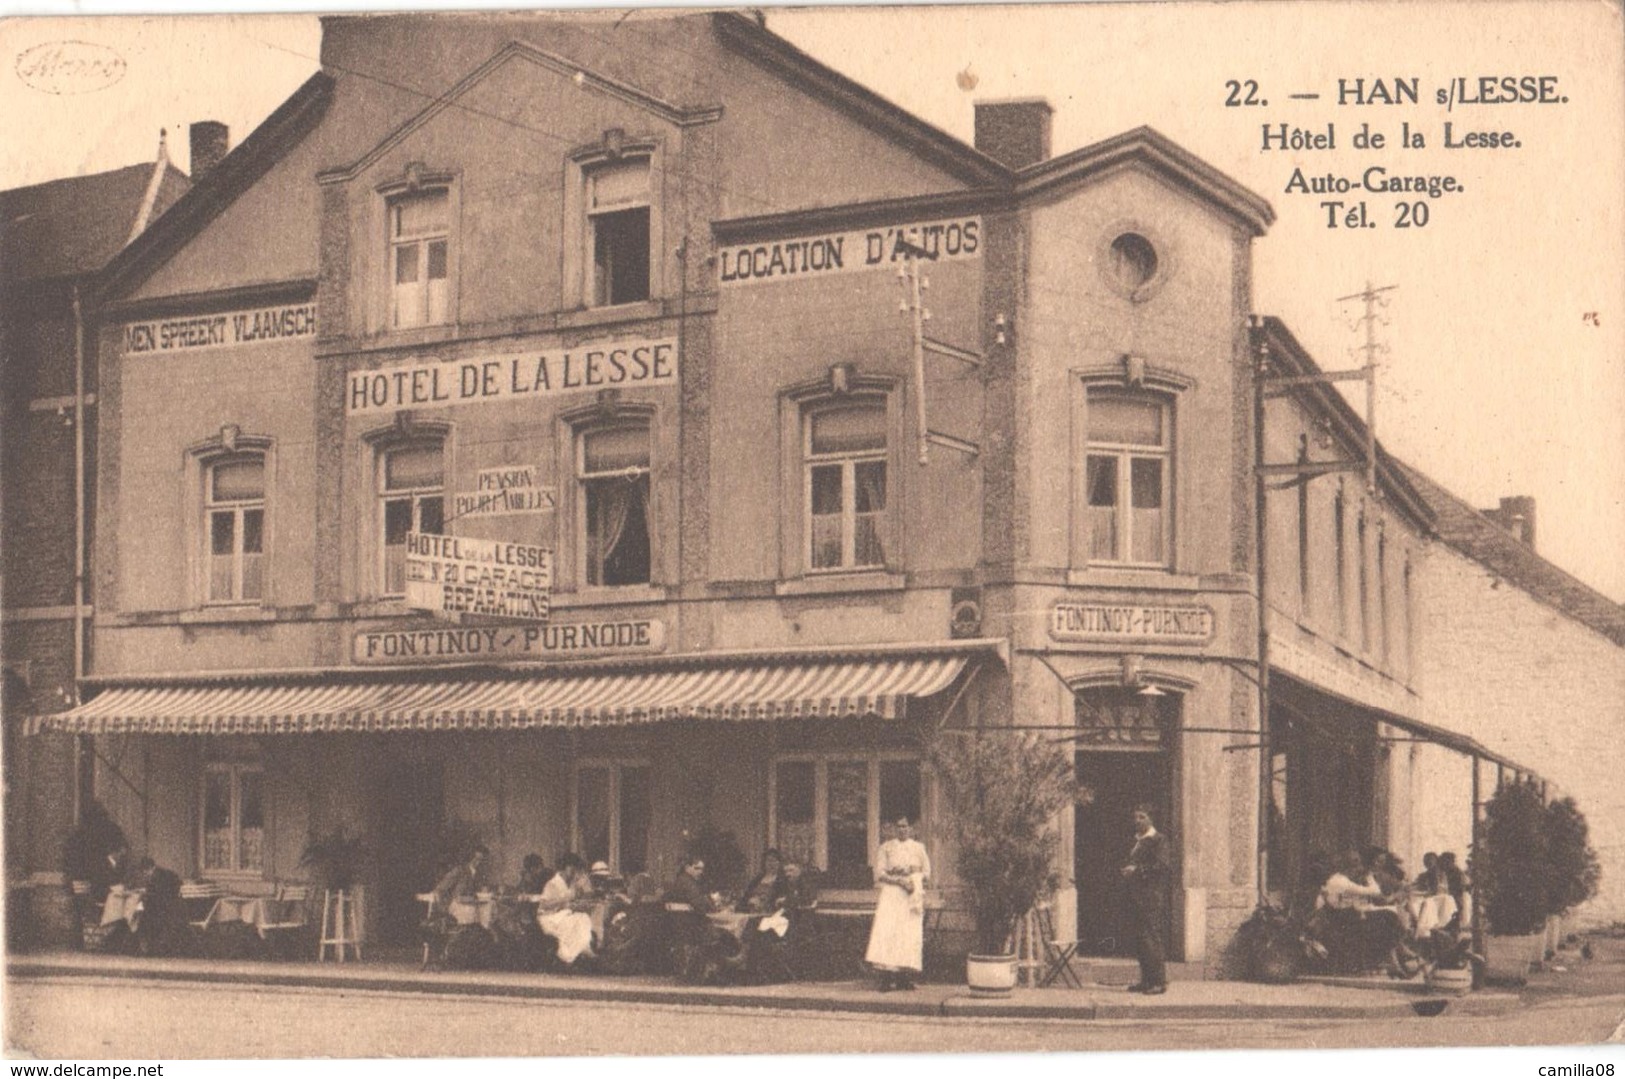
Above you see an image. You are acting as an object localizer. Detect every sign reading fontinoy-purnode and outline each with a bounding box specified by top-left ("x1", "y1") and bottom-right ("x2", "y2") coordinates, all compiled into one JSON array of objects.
[{"x1": 347, "y1": 337, "x2": 677, "y2": 414}]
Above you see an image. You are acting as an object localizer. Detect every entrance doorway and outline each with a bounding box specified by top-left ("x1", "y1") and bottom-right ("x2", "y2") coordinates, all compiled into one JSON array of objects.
[
  {"x1": 1071, "y1": 688, "x2": 1176, "y2": 958},
  {"x1": 371, "y1": 754, "x2": 445, "y2": 945}
]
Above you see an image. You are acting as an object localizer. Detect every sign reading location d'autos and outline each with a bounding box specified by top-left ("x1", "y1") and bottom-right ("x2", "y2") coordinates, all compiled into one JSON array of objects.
[{"x1": 404, "y1": 531, "x2": 552, "y2": 622}]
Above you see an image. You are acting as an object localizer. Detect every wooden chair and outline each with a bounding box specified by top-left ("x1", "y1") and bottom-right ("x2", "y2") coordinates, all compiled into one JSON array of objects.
[
  {"x1": 259, "y1": 883, "x2": 310, "y2": 941},
  {"x1": 1035, "y1": 903, "x2": 1082, "y2": 989},
  {"x1": 180, "y1": 881, "x2": 226, "y2": 931}
]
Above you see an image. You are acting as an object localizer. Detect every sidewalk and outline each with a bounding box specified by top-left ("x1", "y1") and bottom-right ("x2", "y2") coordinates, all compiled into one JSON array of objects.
[{"x1": 6, "y1": 950, "x2": 1520, "y2": 1021}]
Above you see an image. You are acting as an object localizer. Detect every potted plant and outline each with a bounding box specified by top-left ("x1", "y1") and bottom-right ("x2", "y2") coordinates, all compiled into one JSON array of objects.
[
  {"x1": 1422, "y1": 934, "x2": 1483, "y2": 995},
  {"x1": 928, "y1": 729, "x2": 1083, "y2": 993},
  {"x1": 299, "y1": 827, "x2": 368, "y2": 893}
]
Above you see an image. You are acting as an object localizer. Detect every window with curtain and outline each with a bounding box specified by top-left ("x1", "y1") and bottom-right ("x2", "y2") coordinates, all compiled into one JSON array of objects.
[
  {"x1": 379, "y1": 441, "x2": 445, "y2": 596},
  {"x1": 771, "y1": 755, "x2": 922, "y2": 889},
  {"x1": 805, "y1": 401, "x2": 888, "y2": 572},
  {"x1": 586, "y1": 159, "x2": 650, "y2": 307},
  {"x1": 579, "y1": 424, "x2": 651, "y2": 587},
  {"x1": 201, "y1": 762, "x2": 264, "y2": 874},
  {"x1": 390, "y1": 189, "x2": 450, "y2": 328},
  {"x1": 205, "y1": 454, "x2": 265, "y2": 604},
  {"x1": 1084, "y1": 391, "x2": 1170, "y2": 566}
]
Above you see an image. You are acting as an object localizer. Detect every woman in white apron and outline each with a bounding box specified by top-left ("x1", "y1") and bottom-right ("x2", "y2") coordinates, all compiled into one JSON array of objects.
[
  {"x1": 536, "y1": 854, "x2": 595, "y2": 966},
  {"x1": 866, "y1": 818, "x2": 930, "y2": 990}
]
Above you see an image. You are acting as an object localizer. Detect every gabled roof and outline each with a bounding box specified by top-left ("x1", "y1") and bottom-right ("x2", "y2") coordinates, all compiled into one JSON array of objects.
[
  {"x1": 1, "y1": 161, "x2": 189, "y2": 285},
  {"x1": 1392, "y1": 461, "x2": 1625, "y2": 647},
  {"x1": 1018, "y1": 126, "x2": 1274, "y2": 236},
  {"x1": 317, "y1": 39, "x2": 723, "y2": 187},
  {"x1": 712, "y1": 11, "x2": 1011, "y2": 190},
  {"x1": 1254, "y1": 317, "x2": 1434, "y2": 532},
  {"x1": 95, "y1": 72, "x2": 335, "y2": 305}
]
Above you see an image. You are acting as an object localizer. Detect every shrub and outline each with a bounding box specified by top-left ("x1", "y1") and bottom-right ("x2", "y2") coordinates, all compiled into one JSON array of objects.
[
  {"x1": 1478, "y1": 782, "x2": 1602, "y2": 935},
  {"x1": 928, "y1": 729, "x2": 1083, "y2": 955}
]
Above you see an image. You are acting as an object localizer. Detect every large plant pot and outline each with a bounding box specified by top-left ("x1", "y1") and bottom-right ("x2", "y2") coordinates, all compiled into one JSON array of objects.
[
  {"x1": 966, "y1": 952, "x2": 1018, "y2": 994},
  {"x1": 1426, "y1": 965, "x2": 1473, "y2": 995}
]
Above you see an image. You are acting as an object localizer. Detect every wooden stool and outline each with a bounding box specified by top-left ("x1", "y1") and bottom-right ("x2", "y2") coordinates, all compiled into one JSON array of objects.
[
  {"x1": 1014, "y1": 908, "x2": 1046, "y2": 988},
  {"x1": 319, "y1": 889, "x2": 362, "y2": 962}
]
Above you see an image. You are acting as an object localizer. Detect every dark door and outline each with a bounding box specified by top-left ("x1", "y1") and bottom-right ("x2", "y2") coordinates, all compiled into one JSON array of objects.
[
  {"x1": 1074, "y1": 752, "x2": 1171, "y2": 957},
  {"x1": 372, "y1": 756, "x2": 444, "y2": 945}
]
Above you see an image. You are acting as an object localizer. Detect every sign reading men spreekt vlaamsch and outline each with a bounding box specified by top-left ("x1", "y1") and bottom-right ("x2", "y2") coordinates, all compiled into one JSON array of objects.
[
  {"x1": 347, "y1": 338, "x2": 677, "y2": 415},
  {"x1": 717, "y1": 217, "x2": 982, "y2": 286},
  {"x1": 123, "y1": 303, "x2": 318, "y2": 354}
]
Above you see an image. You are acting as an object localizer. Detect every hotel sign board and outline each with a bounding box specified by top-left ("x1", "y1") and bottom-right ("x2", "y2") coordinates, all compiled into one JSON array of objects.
[
  {"x1": 453, "y1": 466, "x2": 556, "y2": 518},
  {"x1": 404, "y1": 531, "x2": 552, "y2": 622},
  {"x1": 718, "y1": 217, "x2": 982, "y2": 287},
  {"x1": 123, "y1": 303, "x2": 317, "y2": 355},
  {"x1": 1049, "y1": 602, "x2": 1215, "y2": 645},
  {"x1": 346, "y1": 337, "x2": 676, "y2": 414},
  {"x1": 353, "y1": 619, "x2": 666, "y2": 665}
]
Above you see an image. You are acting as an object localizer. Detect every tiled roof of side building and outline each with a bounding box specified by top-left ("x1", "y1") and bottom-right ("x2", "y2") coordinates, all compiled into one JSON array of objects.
[
  {"x1": 0, "y1": 162, "x2": 189, "y2": 284},
  {"x1": 1394, "y1": 460, "x2": 1625, "y2": 646}
]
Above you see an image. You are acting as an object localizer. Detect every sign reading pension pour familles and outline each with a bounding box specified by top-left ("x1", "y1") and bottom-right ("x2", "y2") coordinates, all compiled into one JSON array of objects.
[
  {"x1": 718, "y1": 217, "x2": 981, "y2": 286},
  {"x1": 353, "y1": 618, "x2": 666, "y2": 665},
  {"x1": 453, "y1": 466, "x2": 557, "y2": 519},
  {"x1": 404, "y1": 531, "x2": 553, "y2": 621},
  {"x1": 123, "y1": 303, "x2": 318, "y2": 354},
  {"x1": 1049, "y1": 602, "x2": 1216, "y2": 644},
  {"x1": 347, "y1": 338, "x2": 676, "y2": 414}
]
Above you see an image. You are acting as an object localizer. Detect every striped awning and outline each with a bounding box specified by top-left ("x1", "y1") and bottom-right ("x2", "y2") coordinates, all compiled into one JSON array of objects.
[{"x1": 26, "y1": 653, "x2": 976, "y2": 735}]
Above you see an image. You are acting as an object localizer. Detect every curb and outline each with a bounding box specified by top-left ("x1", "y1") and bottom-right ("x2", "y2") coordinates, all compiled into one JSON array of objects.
[{"x1": 6, "y1": 958, "x2": 1520, "y2": 1022}]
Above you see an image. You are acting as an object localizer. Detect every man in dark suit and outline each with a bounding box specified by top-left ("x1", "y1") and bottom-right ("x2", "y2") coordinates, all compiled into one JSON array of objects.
[{"x1": 1120, "y1": 802, "x2": 1171, "y2": 994}]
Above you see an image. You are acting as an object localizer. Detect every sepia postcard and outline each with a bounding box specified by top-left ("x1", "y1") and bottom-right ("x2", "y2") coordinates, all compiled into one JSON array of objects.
[{"x1": 2, "y1": 2, "x2": 1622, "y2": 1075}]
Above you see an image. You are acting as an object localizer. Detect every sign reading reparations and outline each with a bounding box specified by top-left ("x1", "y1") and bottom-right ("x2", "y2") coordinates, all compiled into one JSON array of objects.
[
  {"x1": 1049, "y1": 602, "x2": 1215, "y2": 644},
  {"x1": 717, "y1": 217, "x2": 981, "y2": 286},
  {"x1": 453, "y1": 466, "x2": 557, "y2": 518},
  {"x1": 352, "y1": 619, "x2": 666, "y2": 664},
  {"x1": 346, "y1": 338, "x2": 677, "y2": 414},
  {"x1": 122, "y1": 303, "x2": 318, "y2": 354},
  {"x1": 404, "y1": 531, "x2": 553, "y2": 621}
]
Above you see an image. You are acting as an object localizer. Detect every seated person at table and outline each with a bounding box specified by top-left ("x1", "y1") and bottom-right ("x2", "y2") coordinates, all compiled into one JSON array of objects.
[
  {"x1": 128, "y1": 857, "x2": 187, "y2": 957},
  {"x1": 431, "y1": 844, "x2": 488, "y2": 918},
  {"x1": 516, "y1": 854, "x2": 552, "y2": 905},
  {"x1": 537, "y1": 854, "x2": 595, "y2": 966},
  {"x1": 740, "y1": 849, "x2": 790, "y2": 913},
  {"x1": 1314, "y1": 849, "x2": 1414, "y2": 974},
  {"x1": 665, "y1": 856, "x2": 718, "y2": 913}
]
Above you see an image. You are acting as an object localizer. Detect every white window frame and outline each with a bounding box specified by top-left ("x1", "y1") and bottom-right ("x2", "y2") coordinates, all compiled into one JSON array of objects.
[
  {"x1": 203, "y1": 453, "x2": 266, "y2": 606},
  {"x1": 584, "y1": 157, "x2": 652, "y2": 309},
  {"x1": 802, "y1": 400, "x2": 889, "y2": 574},
  {"x1": 570, "y1": 758, "x2": 652, "y2": 874},
  {"x1": 1083, "y1": 391, "x2": 1172, "y2": 567},
  {"x1": 388, "y1": 188, "x2": 452, "y2": 329},
  {"x1": 767, "y1": 752, "x2": 925, "y2": 874},
  {"x1": 576, "y1": 421, "x2": 653, "y2": 589},
  {"x1": 199, "y1": 761, "x2": 265, "y2": 878},
  {"x1": 377, "y1": 441, "x2": 445, "y2": 598}
]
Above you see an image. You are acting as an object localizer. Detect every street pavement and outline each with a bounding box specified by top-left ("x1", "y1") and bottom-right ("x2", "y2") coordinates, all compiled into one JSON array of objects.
[{"x1": 4, "y1": 933, "x2": 1623, "y2": 1059}]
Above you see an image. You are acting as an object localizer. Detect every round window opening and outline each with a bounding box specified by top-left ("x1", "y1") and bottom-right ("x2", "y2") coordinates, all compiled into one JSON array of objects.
[{"x1": 1109, "y1": 232, "x2": 1159, "y2": 291}]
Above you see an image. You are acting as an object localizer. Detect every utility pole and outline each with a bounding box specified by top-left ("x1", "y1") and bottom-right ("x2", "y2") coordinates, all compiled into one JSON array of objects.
[
  {"x1": 900, "y1": 254, "x2": 931, "y2": 465},
  {"x1": 1335, "y1": 281, "x2": 1396, "y2": 493}
]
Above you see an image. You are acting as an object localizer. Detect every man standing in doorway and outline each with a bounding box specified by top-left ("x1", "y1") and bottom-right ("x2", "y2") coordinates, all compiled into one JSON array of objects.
[{"x1": 1120, "y1": 803, "x2": 1170, "y2": 994}]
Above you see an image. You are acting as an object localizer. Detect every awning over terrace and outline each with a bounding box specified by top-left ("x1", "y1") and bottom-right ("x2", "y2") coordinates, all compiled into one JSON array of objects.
[{"x1": 26, "y1": 641, "x2": 1002, "y2": 736}]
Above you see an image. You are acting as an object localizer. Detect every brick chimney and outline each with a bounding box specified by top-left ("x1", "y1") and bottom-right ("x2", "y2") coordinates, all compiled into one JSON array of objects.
[
  {"x1": 1482, "y1": 495, "x2": 1537, "y2": 549},
  {"x1": 189, "y1": 121, "x2": 229, "y2": 180},
  {"x1": 974, "y1": 99, "x2": 1053, "y2": 170}
]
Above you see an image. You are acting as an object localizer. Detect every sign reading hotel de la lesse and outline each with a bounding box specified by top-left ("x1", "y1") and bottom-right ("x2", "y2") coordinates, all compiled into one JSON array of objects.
[
  {"x1": 1050, "y1": 602, "x2": 1216, "y2": 644},
  {"x1": 404, "y1": 531, "x2": 553, "y2": 621},
  {"x1": 347, "y1": 338, "x2": 677, "y2": 414}
]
